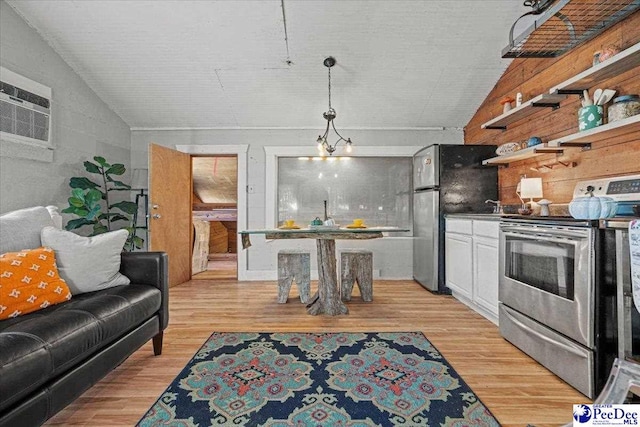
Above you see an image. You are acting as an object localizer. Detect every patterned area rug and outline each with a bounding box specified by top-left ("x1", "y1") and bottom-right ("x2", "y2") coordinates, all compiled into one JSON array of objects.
[{"x1": 137, "y1": 332, "x2": 500, "y2": 426}]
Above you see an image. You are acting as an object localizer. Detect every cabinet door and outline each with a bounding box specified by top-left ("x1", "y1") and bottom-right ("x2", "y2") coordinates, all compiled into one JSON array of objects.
[
  {"x1": 473, "y1": 236, "x2": 499, "y2": 317},
  {"x1": 445, "y1": 233, "x2": 473, "y2": 299}
]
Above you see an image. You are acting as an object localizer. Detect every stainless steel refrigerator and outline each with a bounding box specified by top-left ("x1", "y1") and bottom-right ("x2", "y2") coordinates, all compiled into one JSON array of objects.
[{"x1": 413, "y1": 144, "x2": 497, "y2": 293}]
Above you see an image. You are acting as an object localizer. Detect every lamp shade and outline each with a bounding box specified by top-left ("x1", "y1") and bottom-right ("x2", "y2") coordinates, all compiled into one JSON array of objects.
[
  {"x1": 131, "y1": 168, "x2": 148, "y2": 190},
  {"x1": 520, "y1": 177, "x2": 543, "y2": 199}
]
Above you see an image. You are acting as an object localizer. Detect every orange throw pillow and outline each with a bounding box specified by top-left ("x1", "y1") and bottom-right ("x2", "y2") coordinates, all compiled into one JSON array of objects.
[{"x1": 0, "y1": 246, "x2": 72, "y2": 320}]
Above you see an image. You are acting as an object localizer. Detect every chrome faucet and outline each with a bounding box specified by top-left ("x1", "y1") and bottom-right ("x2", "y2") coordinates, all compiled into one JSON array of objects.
[{"x1": 485, "y1": 199, "x2": 502, "y2": 214}]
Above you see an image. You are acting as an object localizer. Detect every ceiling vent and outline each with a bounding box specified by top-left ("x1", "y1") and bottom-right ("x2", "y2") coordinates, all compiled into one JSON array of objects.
[
  {"x1": 0, "y1": 67, "x2": 52, "y2": 149},
  {"x1": 503, "y1": 0, "x2": 640, "y2": 58}
]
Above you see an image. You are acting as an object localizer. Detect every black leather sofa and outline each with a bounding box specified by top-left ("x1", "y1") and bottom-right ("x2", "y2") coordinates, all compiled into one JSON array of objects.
[{"x1": 0, "y1": 251, "x2": 168, "y2": 427}]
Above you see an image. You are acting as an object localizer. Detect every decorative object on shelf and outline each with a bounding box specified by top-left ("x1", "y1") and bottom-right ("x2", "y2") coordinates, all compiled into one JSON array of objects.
[
  {"x1": 500, "y1": 96, "x2": 515, "y2": 113},
  {"x1": 311, "y1": 217, "x2": 323, "y2": 226},
  {"x1": 579, "y1": 105, "x2": 603, "y2": 131},
  {"x1": 608, "y1": 95, "x2": 640, "y2": 123},
  {"x1": 516, "y1": 92, "x2": 523, "y2": 107},
  {"x1": 527, "y1": 136, "x2": 543, "y2": 147},
  {"x1": 496, "y1": 142, "x2": 521, "y2": 156},
  {"x1": 315, "y1": 57, "x2": 352, "y2": 156},
  {"x1": 538, "y1": 199, "x2": 552, "y2": 216},
  {"x1": 130, "y1": 168, "x2": 149, "y2": 251},
  {"x1": 599, "y1": 44, "x2": 621, "y2": 62},
  {"x1": 593, "y1": 51, "x2": 602, "y2": 66}
]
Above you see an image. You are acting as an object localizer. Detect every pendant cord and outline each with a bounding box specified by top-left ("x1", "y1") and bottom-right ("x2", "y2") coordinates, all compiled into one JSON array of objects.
[{"x1": 327, "y1": 66, "x2": 332, "y2": 110}]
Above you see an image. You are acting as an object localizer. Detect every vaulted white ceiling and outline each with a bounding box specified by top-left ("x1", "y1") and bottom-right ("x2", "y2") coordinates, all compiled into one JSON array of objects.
[{"x1": 7, "y1": 0, "x2": 527, "y2": 129}]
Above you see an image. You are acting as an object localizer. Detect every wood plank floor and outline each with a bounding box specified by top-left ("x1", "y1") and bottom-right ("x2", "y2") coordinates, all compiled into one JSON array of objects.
[{"x1": 46, "y1": 279, "x2": 589, "y2": 426}]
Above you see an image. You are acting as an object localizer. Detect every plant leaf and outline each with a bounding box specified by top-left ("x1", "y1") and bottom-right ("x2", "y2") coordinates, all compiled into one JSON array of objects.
[
  {"x1": 106, "y1": 164, "x2": 125, "y2": 176},
  {"x1": 86, "y1": 205, "x2": 102, "y2": 221},
  {"x1": 65, "y1": 218, "x2": 94, "y2": 231},
  {"x1": 107, "y1": 177, "x2": 131, "y2": 189},
  {"x1": 133, "y1": 236, "x2": 144, "y2": 249},
  {"x1": 99, "y1": 212, "x2": 121, "y2": 219},
  {"x1": 91, "y1": 223, "x2": 109, "y2": 235},
  {"x1": 85, "y1": 189, "x2": 103, "y2": 206},
  {"x1": 68, "y1": 196, "x2": 84, "y2": 208},
  {"x1": 110, "y1": 201, "x2": 138, "y2": 215},
  {"x1": 93, "y1": 156, "x2": 109, "y2": 167},
  {"x1": 83, "y1": 161, "x2": 101, "y2": 174},
  {"x1": 71, "y1": 188, "x2": 86, "y2": 199},
  {"x1": 109, "y1": 214, "x2": 129, "y2": 223},
  {"x1": 70, "y1": 177, "x2": 100, "y2": 189},
  {"x1": 61, "y1": 206, "x2": 76, "y2": 214}
]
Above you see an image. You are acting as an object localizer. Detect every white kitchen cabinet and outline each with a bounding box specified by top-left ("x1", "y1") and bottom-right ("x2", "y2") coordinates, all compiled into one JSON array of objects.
[
  {"x1": 445, "y1": 217, "x2": 499, "y2": 325},
  {"x1": 444, "y1": 232, "x2": 473, "y2": 299}
]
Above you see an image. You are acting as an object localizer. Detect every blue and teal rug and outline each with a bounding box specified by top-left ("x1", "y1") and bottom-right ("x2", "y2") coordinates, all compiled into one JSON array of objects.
[{"x1": 138, "y1": 332, "x2": 500, "y2": 426}]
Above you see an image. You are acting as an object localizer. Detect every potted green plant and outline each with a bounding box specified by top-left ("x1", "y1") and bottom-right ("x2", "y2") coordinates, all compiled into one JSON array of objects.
[{"x1": 62, "y1": 156, "x2": 143, "y2": 250}]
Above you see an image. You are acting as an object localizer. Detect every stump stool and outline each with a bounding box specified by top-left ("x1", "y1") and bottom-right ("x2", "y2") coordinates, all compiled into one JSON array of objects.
[
  {"x1": 277, "y1": 250, "x2": 311, "y2": 303},
  {"x1": 340, "y1": 249, "x2": 373, "y2": 302}
]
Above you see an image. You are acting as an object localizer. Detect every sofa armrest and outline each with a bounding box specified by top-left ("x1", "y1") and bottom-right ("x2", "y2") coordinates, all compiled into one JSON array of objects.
[{"x1": 120, "y1": 252, "x2": 169, "y2": 330}]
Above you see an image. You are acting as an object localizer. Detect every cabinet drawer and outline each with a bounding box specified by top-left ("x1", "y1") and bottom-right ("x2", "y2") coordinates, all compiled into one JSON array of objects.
[
  {"x1": 445, "y1": 218, "x2": 472, "y2": 234},
  {"x1": 473, "y1": 220, "x2": 499, "y2": 239}
]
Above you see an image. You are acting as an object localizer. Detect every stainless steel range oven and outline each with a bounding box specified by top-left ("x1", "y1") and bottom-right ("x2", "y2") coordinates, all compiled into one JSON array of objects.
[
  {"x1": 499, "y1": 218, "x2": 598, "y2": 397},
  {"x1": 498, "y1": 174, "x2": 640, "y2": 399}
]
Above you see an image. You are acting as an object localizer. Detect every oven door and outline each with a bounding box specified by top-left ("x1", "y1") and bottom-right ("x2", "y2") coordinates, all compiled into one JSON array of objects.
[{"x1": 499, "y1": 223, "x2": 594, "y2": 347}]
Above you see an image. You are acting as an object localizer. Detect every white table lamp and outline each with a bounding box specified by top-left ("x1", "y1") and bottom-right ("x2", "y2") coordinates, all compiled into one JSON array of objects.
[{"x1": 520, "y1": 177, "x2": 543, "y2": 208}]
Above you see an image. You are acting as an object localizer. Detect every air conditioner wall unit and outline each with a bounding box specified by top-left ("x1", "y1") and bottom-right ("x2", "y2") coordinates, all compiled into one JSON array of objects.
[{"x1": 0, "y1": 66, "x2": 52, "y2": 149}]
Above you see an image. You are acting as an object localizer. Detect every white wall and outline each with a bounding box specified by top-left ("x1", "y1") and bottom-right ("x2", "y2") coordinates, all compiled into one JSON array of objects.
[
  {"x1": 0, "y1": 1, "x2": 131, "y2": 214},
  {"x1": 131, "y1": 128, "x2": 463, "y2": 279}
]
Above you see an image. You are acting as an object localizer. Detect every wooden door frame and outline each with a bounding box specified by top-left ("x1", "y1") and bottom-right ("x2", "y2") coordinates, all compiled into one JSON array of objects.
[{"x1": 176, "y1": 145, "x2": 249, "y2": 280}]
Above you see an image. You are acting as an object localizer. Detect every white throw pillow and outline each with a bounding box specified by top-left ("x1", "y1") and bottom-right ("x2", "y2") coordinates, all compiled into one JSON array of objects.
[{"x1": 40, "y1": 227, "x2": 130, "y2": 294}]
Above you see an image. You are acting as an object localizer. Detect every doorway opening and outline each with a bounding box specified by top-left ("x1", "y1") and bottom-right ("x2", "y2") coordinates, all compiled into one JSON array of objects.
[{"x1": 191, "y1": 155, "x2": 238, "y2": 280}]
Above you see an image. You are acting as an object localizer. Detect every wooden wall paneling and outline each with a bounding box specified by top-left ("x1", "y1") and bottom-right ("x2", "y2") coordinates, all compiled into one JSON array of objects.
[
  {"x1": 465, "y1": 12, "x2": 640, "y2": 203},
  {"x1": 208, "y1": 221, "x2": 229, "y2": 253},
  {"x1": 222, "y1": 221, "x2": 237, "y2": 253}
]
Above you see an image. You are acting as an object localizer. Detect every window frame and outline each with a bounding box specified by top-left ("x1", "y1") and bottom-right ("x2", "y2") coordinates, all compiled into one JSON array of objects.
[{"x1": 264, "y1": 145, "x2": 423, "y2": 229}]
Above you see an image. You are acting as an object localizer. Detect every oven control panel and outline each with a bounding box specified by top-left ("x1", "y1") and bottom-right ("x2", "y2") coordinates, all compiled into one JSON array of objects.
[{"x1": 573, "y1": 174, "x2": 640, "y2": 202}]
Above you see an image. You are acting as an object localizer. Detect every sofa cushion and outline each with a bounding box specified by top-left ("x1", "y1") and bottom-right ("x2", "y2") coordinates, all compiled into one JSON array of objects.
[
  {"x1": 0, "y1": 207, "x2": 54, "y2": 254},
  {"x1": 40, "y1": 227, "x2": 130, "y2": 294},
  {"x1": 0, "y1": 247, "x2": 72, "y2": 320},
  {"x1": 0, "y1": 283, "x2": 161, "y2": 411}
]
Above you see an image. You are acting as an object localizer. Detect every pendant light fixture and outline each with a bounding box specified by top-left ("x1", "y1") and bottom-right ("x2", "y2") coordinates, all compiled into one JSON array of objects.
[{"x1": 316, "y1": 57, "x2": 352, "y2": 156}]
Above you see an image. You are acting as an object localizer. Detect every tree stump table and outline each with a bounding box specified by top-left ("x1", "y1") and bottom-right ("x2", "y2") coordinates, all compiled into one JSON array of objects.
[{"x1": 239, "y1": 227, "x2": 409, "y2": 316}]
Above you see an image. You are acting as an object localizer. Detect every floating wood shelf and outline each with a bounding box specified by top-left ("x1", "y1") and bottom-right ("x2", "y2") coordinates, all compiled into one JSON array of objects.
[
  {"x1": 482, "y1": 144, "x2": 564, "y2": 166},
  {"x1": 481, "y1": 94, "x2": 567, "y2": 130},
  {"x1": 548, "y1": 114, "x2": 640, "y2": 147},
  {"x1": 550, "y1": 42, "x2": 640, "y2": 95}
]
